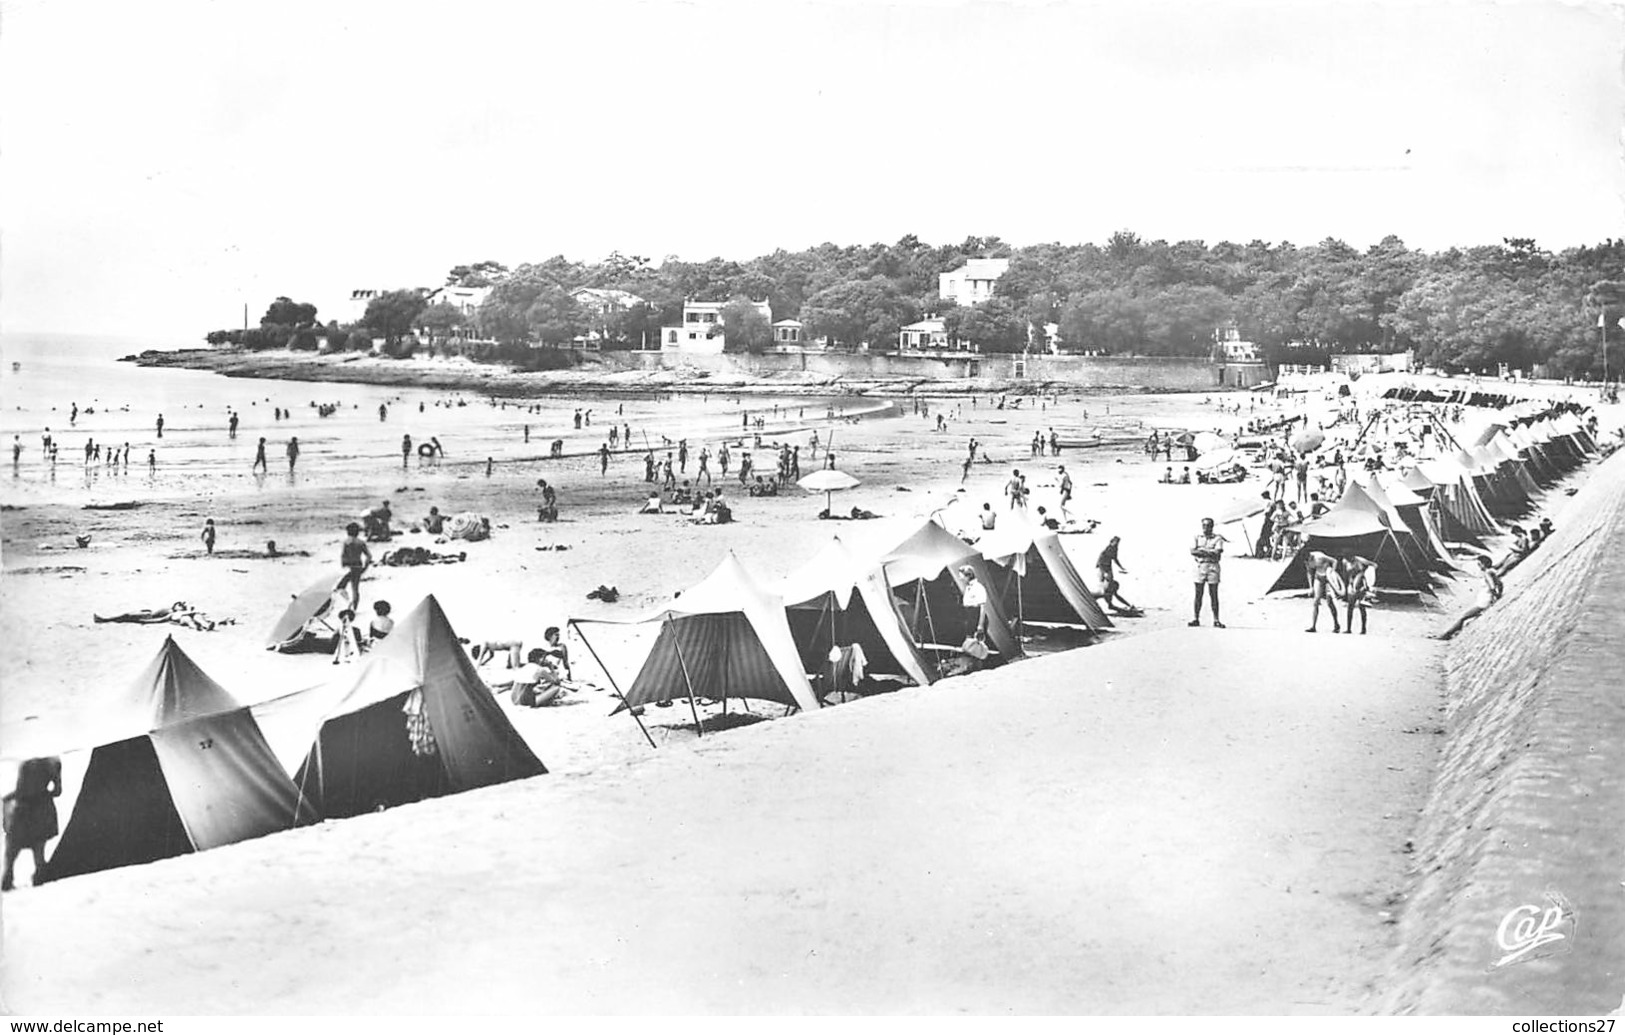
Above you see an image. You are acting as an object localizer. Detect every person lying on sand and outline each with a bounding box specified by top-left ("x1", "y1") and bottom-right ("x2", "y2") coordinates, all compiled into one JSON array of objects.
[
  {"x1": 380, "y1": 546, "x2": 466, "y2": 566},
  {"x1": 94, "y1": 602, "x2": 234, "y2": 631}
]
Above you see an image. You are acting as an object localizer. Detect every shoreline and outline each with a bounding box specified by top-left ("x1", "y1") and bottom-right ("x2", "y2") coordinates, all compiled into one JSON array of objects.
[{"x1": 125, "y1": 346, "x2": 1211, "y2": 398}]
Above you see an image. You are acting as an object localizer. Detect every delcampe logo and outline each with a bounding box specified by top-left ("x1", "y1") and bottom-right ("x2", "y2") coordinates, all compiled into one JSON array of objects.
[{"x1": 1491, "y1": 891, "x2": 1576, "y2": 970}]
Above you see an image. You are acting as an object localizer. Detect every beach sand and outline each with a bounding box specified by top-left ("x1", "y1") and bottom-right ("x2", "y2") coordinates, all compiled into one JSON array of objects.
[{"x1": 0, "y1": 367, "x2": 1605, "y2": 1012}]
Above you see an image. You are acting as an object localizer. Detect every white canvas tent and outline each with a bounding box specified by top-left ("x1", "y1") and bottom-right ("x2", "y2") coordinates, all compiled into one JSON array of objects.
[{"x1": 778, "y1": 536, "x2": 937, "y2": 689}]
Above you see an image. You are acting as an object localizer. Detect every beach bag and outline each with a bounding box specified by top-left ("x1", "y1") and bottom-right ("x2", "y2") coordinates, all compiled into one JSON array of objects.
[{"x1": 960, "y1": 636, "x2": 989, "y2": 661}]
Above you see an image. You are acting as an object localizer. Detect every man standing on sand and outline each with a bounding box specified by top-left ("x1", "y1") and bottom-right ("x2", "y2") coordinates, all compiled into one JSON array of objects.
[
  {"x1": 402, "y1": 434, "x2": 412, "y2": 467},
  {"x1": 1304, "y1": 550, "x2": 1343, "y2": 633},
  {"x1": 286, "y1": 436, "x2": 300, "y2": 473},
  {"x1": 1189, "y1": 517, "x2": 1228, "y2": 628},
  {"x1": 1005, "y1": 468, "x2": 1023, "y2": 510},
  {"x1": 156, "y1": 414, "x2": 164, "y2": 438},
  {"x1": 338, "y1": 522, "x2": 372, "y2": 611},
  {"x1": 697, "y1": 446, "x2": 712, "y2": 485},
  {"x1": 1057, "y1": 465, "x2": 1073, "y2": 519},
  {"x1": 228, "y1": 412, "x2": 239, "y2": 438},
  {"x1": 599, "y1": 442, "x2": 610, "y2": 476},
  {"x1": 1339, "y1": 555, "x2": 1376, "y2": 635}
]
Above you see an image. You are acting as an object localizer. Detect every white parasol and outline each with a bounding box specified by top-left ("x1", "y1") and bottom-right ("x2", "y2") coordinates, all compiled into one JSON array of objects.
[{"x1": 798, "y1": 469, "x2": 860, "y2": 512}]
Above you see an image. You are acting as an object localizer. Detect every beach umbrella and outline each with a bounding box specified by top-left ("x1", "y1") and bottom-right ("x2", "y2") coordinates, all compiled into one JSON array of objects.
[
  {"x1": 1194, "y1": 447, "x2": 1239, "y2": 471},
  {"x1": 798, "y1": 469, "x2": 860, "y2": 512},
  {"x1": 1290, "y1": 428, "x2": 1326, "y2": 453}
]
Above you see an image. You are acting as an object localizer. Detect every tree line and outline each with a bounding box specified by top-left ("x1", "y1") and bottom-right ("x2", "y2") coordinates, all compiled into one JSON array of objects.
[{"x1": 205, "y1": 233, "x2": 1625, "y2": 378}]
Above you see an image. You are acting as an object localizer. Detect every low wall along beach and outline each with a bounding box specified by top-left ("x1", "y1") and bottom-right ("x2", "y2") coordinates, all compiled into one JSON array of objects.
[
  {"x1": 589, "y1": 349, "x2": 1269, "y2": 390},
  {"x1": 1383, "y1": 449, "x2": 1625, "y2": 1014}
]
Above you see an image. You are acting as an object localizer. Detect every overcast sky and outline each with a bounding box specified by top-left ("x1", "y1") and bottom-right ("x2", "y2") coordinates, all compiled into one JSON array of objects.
[{"x1": 3, "y1": 0, "x2": 1622, "y2": 339}]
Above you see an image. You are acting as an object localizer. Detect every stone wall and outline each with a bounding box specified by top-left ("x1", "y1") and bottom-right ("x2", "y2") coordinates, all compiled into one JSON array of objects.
[
  {"x1": 582, "y1": 349, "x2": 1267, "y2": 391},
  {"x1": 1381, "y1": 449, "x2": 1625, "y2": 1014}
]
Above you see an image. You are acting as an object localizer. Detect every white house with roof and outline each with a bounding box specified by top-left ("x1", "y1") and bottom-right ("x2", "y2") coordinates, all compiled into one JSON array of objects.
[
  {"x1": 772, "y1": 319, "x2": 803, "y2": 346},
  {"x1": 898, "y1": 316, "x2": 951, "y2": 351},
  {"x1": 661, "y1": 298, "x2": 772, "y2": 353},
  {"x1": 425, "y1": 284, "x2": 492, "y2": 317},
  {"x1": 939, "y1": 258, "x2": 1010, "y2": 306}
]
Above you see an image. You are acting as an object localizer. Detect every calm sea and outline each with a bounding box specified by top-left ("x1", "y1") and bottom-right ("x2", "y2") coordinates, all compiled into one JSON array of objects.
[{"x1": 0, "y1": 331, "x2": 850, "y2": 504}]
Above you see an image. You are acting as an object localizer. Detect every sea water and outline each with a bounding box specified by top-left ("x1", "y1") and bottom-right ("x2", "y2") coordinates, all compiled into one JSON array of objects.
[{"x1": 0, "y1": 331, "x2": 851, "y2": 505}]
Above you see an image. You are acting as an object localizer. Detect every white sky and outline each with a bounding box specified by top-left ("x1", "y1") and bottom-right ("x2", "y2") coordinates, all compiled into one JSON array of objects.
[{"x1": 3, "y1": 0, "x2": 1622, "y2": 338}]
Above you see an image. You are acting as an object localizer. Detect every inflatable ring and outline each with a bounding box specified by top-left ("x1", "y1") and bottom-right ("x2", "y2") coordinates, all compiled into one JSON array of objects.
[{"x1": 418, "y1": 443, "x2": 436, "y2": 457}]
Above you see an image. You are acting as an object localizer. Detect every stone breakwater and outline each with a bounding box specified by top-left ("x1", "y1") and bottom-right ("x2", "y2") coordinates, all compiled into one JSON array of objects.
[{"x1": 1382, "y1": 450, "x2": 1625, "y2": 1015}]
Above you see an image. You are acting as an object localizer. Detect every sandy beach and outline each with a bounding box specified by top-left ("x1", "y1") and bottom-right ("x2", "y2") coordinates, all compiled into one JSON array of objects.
[{"x1": 1, "y1": 352, "x2": 1614, "y2": 1013}]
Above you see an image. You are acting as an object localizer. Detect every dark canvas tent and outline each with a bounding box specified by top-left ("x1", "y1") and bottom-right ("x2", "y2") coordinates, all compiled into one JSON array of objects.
[
  {"x1": 778, "y1": 537, "x2": 936, "y2": 688},
  {"x1": 976, "y1": 523, "x2": 1113, "y2": 631},
  {"x1": 1268, "y1": 483, "x2": 1434, "y2": 595},
  {"x1": 291, "y1": 595, "x2": 545, "y2": 819},
  {"x1": 39, "y1": 637, "x2": 318, "y2": 882}
]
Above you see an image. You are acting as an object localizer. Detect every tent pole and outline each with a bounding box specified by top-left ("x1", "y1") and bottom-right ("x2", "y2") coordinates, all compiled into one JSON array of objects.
[
  {"x1": 670, "y1": 630, "x2": 705, "y2": 737},
  {"x1": 573, "y1": 624, "x2": 657, "y2": 749},
  {"x1": 1016, "y1": 565, "x2": 1025, "y2": 638}
]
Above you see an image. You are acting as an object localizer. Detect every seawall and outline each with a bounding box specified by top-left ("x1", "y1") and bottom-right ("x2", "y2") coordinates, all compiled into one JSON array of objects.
[
  {"x1": 1382, "y1": 449, "x2": 1625, "y2": 1014},
  {"x1": 589, "y1": 348, "x2": 1269, "y2": 390}
]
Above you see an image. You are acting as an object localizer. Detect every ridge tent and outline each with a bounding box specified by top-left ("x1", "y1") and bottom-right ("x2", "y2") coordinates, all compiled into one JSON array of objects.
[
  {"x1": 778, "y1": 537, "x2": 936, "y2": 689},
  {"x1": 39, "y1": 637, "x2": 318, "y2": 883},
  {"x1": 1377, "y1": 471, "x2": 1462, "y2": 566},
  {"x1": 1419, "y1": 456, "x2": 1501, "y2": 538},
  {"x1": 291, "y1": 595, "x2": 544, "y2": 819},
  {"x1": 266, "y1": 570, "x2": 346, "y2": 653},
  {"x1": 1331, "y1": 477, "x2": 1437, "y2": 579},
  {"x1": 1268, "y1": 483, "x2": 1434, "y2": 595},
  {"x1": 976, "y1": 522, "x2": 1113, "y2": 631},
  {"x1": 572, "y1": 553, "x2": 821, "y2": 733},
  {"x1": 1356, "y1": 473, "x2": 1458, "y2": 573},
  {"x1": 838, "y1": 517, "x2": 1024, "y2": 667}
]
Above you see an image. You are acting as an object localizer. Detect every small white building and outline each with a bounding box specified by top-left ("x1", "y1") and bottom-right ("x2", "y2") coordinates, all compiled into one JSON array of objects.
[
  {"x1": 661, "y1": 298, "x2": 772, "y2": 353},
  {"x1": 425, "y1": 284, "x2": 493, "y2": 316},
  {"x1": 939, "y1": 258, "x2": 1010, "y2": 306},
  {"x1": 899, "y1": 316, "x2": 951, "y2": 351},
  {"x1": 772, "y1": 319, "x2": 804, "y2": 345},
  {"x1": 1214, "y1": 322, "x2": 1260, "y2": 362}
]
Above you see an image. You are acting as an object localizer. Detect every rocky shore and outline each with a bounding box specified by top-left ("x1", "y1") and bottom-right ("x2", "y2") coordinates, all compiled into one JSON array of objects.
[{"x1": 126, "y1": 346, "x2": 1189, "y2": 398}]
